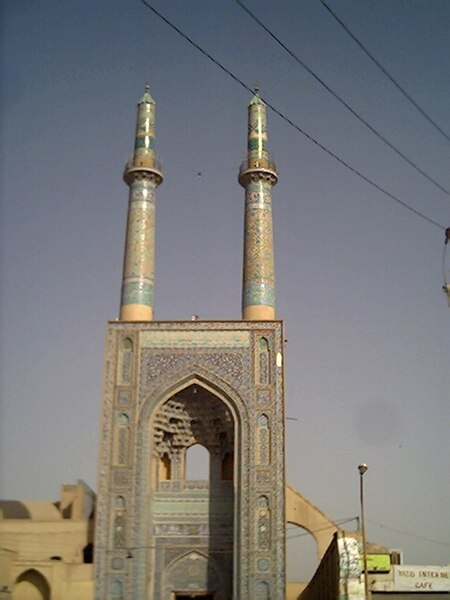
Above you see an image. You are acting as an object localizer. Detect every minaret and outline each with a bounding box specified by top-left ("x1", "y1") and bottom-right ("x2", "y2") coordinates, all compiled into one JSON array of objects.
[
  {"x1": 119, "y1": 85, "x2": 163, "y2": 321},
  {"x1": 239, "y1": 91, "x2": 278, "y2": 320}
]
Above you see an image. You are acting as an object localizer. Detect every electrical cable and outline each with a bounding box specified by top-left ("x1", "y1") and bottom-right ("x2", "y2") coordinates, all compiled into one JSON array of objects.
[
  {"x1": 286, "y1": 517, "x2": 355, "y2": 540},
  {"x1": 236, "y1": 0, "x2": 449, "y2": 196},
  {"x1": 287, "y1": 517, "x2": 450, "y2": 547},
  {"x1": 137, "y1": 0, "x2": 446, "y2": 232},
  {"x1": 367, "y1": 519, "x2": 450, "y2": 547},
  {"x1": 320, "y1": 0, "x2": 450, "y2": 143}
]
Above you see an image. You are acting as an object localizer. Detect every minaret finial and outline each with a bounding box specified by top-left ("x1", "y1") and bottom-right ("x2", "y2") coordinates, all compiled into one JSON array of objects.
[
  {"x1": 239, "y1": 92, "x2": 278, "y2": 321},
  {"x1": 119, "y1": 87, "x2": 164, "y2": 321}
]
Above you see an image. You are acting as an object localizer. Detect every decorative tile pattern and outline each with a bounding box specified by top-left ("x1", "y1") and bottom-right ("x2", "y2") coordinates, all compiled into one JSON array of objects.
[
  {"x1": 120, "y1": 90, "x2": 163, "y2": 315},
  {"x1": 257, "y1": 389, "x2": 270, "y2": 406},
  {"x1": 255, "y1": 580, "x2": 270, "y2": 599},
  {"x1": 258, "y1": 337, "x2": 270, "y2": 384},
  {"x1": 257, "y1": 414, "x2": 270, "y2": 465},
  {"x1": 140, "y1": 351, "x2": 245, "y2": 398},
  {"x1": 113, "y1": 511, "x2": 126, "y2": 547},
  {"x1": 134, "y1": 93, "x2": 156, "y2": 158},
  {"x1": 117, "y1": 390, "x2": 131, "y2": 407},
  {"x1": 120, "y1": 179, "x2": 156, "y2": 309},
  {"x1": 257, "y1": 496, "x2": 271, "y2": 549},
  {"x1": 141, "y1": 330, "x2": 250, "y2": 348},
  {"x1": 242, "y1": 180, "x2": 276, "y2": 309},
  {"x1": 95, "y1": 321, "x2": 286, "y2": 600},
  {"x1": 257, "y1": 557, "x2": 270, "y2": 572},
  {"x1": 248, "y1": 138, "x2": 267, "y2": 152},
  {"x1": 135, "y1": 135, "x2": 155, "y2": 149},
  {"x1": 240, "y1": 95, "x2": 278, "y2": 316},
  {"x1": 248, "y1": 96, "x2": 268, "y2": 163},
  {"x1": 111, "y1": 557, "x2": 124, "y2": 570},
  {"x1": 152, "y1": 387, "x2": 233, "y2": 460}
]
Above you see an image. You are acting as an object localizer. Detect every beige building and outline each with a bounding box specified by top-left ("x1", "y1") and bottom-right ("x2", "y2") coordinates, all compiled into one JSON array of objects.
[
  {"x1": 0, "y1": 481, "x2": 338, "y2": 599},
  {"x1": 0, "y1": 482, "x2": 95, "y2": 599}
]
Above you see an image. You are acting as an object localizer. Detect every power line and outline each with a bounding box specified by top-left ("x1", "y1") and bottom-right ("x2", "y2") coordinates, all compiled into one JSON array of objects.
[
  {"x1": 137, "y1": 0, "x2": 446, "y2": 232},
  {"x1": 236, "y1": 0, "x2": 449, "y2": 196},
  {"x1": 320, "y1": 0, "x2": 450, "y2": 143},
  {"x1": 286, "y1": 517, "x2": 450, "y2": 547},
  {"x1": 367, "y1": 519, "x2": 450, "y2": 547},
  {"x1": 286, "y1": 517, "x2": 355, "y2": 540}
]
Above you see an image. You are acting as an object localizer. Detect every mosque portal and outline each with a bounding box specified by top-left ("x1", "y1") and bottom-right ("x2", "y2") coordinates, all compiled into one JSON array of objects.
[{"x1": 95, "y1": 88, "x2": 286, "y2": 599}]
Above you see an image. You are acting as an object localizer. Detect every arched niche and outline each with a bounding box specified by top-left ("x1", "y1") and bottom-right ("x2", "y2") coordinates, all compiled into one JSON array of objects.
[
  {"x1": 134, "y1": 372, "x2": 243, "y2": 600},
  {"x1": 13, "y1": 569, "x2": 51, "y2": 600},
  {"x1": 164, "y1": 551, "x2": 224, "y2": 600}
]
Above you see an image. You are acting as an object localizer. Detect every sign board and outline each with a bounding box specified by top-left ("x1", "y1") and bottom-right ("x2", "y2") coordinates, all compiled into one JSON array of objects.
[
  {"x1": 366, "y1": 554, "x2": 391, "y2": 572},
  {"x1": 393, "y1": 565, "x2": 450, "y2": 592}
]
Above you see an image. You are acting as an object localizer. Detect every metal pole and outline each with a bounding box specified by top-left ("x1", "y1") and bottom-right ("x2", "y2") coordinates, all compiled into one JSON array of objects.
[{"x1": 358, "y1": 463, "x2": 370, "y2": 600}]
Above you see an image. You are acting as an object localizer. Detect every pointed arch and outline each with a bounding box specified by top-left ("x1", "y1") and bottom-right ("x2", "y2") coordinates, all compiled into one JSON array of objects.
[
  {"x1": 164, "y1": 550, "x2": 224, "y2": 597},
  {"x1": 13, "y1": 569, "x2": 51, "y2": 600},
  {"x1": 132, "y1": 366, "x2": 246, "y2": 600},
  {"x1": 136, "y1": 366, "x2": 249, "y2": 494},
  {"x1": 165, "y1": 548, "x2": 209, "y2": 570},
  {"x1": 136, "y1": 369, "x2": 247, "y2": 489},
  {"x1": 139, "y1": 365, "x2": 249, "y2": 427}
]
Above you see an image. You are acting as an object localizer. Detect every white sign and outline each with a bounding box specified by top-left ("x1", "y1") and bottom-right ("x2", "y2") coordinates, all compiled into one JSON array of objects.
[{"x1": 393, "y1": 565, "x2": 450, "y2": 592}]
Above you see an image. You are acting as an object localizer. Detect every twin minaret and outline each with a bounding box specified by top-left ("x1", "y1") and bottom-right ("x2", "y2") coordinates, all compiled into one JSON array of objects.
[
  {"x1": 120, "y1": 86, "x2": 163, "y2": 321},
  {"x1": 238, "y1": 92, "x2": 278, "y2": 320},
  {"x1": 119, "y1": 87, "x2": 278, "y2": 322}
]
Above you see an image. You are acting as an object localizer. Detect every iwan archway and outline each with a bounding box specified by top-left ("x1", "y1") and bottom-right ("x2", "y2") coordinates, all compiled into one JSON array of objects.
[
  {"x1": 144, "y1": 381, "x2": 236, "y2": 600},
  {"x1": 96, "y1": 321, "x2": 286, "y2": 600}
]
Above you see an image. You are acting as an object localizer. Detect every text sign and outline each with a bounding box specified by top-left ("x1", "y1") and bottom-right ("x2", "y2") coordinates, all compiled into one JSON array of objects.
[{"x1": 393, "y1": 565, "x2": 450, "y2": 592}]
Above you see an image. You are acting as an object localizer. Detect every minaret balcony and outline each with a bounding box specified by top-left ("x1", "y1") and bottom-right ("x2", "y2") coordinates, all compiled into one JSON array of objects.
[
  {"x1": 123, "y1": 155, "x2": 164, "y2": 186},
  {"x1": 238, "y1": 157, "x2": 278, "y2": 187}
]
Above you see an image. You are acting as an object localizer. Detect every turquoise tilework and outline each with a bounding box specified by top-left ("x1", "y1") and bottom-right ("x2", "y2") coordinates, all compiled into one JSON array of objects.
[
  {"x1": 121, "y1": 281, "x2": 153, "y2": 306},
  {"x1": 135, "y1": 136, "x2": 155, "y2": 149},
  {"x1": 243, "y1": 283, "x2": 275, "y2": 307},
  {"x1": 248, "y1": 139, "x2": 267, "y2": 151}
]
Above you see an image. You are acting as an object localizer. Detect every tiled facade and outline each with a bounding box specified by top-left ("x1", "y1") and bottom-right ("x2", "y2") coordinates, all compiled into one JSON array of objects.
[{"x1": 95, "y1": 321, "x2": 286, "y2": 599}]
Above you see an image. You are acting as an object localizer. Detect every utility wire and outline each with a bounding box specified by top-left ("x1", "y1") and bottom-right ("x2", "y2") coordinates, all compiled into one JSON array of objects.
[
  {"x1": 320, "y1": 0, "x2": 450, "y2": 144},
  {"x1": 367, "y1": 519, "x2": 450, "y2": 547},
  {"x1": 137, "y1": 0, "x2": 446, "y2": 232},
  {"x1": 286, "y1": 517, "x2": 354, "y2": 540},
  {"x1": 236, "y1": 0, "x2": 449, "y2": 196},
  {"x1": 286, "y1": 516, "x2": 450, "y2": 547}
]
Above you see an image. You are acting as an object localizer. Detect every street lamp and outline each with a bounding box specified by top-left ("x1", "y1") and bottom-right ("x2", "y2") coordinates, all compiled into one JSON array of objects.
[{"x1": 358, "y1": 463, "x2": 370, "y2": 600}]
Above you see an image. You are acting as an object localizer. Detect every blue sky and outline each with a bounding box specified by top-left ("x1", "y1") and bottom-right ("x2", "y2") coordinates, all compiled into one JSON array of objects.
[{"x1": 1, "y1": 0, "x2": 449, "y2": 579}]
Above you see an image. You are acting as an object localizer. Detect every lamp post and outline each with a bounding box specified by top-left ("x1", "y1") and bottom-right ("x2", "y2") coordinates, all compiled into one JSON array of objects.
[{"x1": 358, "y1": 463, "x2": 370, "y2": 600}]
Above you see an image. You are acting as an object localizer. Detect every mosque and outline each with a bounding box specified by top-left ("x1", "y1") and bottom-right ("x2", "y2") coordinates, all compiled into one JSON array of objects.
[{"x1": 1, "y1": 89, "x2": 446, "y2": 600}]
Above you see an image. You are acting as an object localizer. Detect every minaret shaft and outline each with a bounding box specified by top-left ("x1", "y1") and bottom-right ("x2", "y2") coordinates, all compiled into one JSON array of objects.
[
  {"x1": 239, "y1": 94, "x2": 278, "y2": 321},
  {"x1": 119, "y1": 87, "x2": 163, "y2": 321}
]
